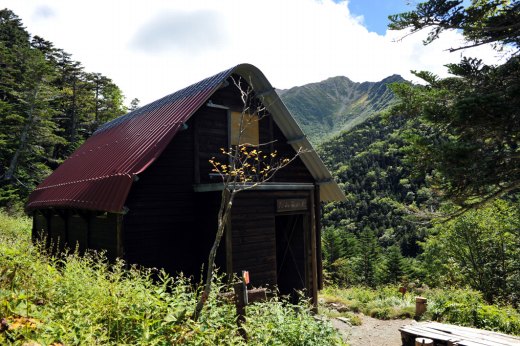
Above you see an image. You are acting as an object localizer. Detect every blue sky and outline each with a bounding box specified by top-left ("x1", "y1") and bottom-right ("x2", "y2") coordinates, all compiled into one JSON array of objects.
[{"x1": 347, "y1": 0, "x2": 412, "y2": 35}]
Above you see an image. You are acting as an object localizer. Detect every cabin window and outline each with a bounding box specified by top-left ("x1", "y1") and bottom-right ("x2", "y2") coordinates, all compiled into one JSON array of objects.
[{"x1": 230, "y1": 111, "x2": 259, "y2": 146}]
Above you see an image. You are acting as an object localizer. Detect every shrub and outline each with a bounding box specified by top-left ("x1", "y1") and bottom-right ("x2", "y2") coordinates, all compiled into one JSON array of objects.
[
  {"x1": 246, "y1": 299, "x2": 344, "y2": 345},
  {"x1": 429, "y1": 301, "x2": 520, "y2": 335},
  {"x1": 0, "y1": 211, "x2": 344, "y2": 345},
  {"x1": 320, "y1": 285, "x2": 520, "y2": 335}
]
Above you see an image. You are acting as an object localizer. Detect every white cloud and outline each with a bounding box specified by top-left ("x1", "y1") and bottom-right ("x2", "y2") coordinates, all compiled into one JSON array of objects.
[
  {"x1": 130, "y1": 10, "x2": 227, "y2": 54},
  {"x1": 4, "y1": 0, "x2": 501, "y2": 105},
  {"x1": 32, "y1": 5, "x2": 55, "y2": 20}
]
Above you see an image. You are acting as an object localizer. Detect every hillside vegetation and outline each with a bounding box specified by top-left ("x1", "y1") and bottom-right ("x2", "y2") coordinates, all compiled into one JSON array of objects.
[
  {"x1": 313, "y1": 109, "x2": 520, "y2": 305},
  {"x1": 278, "y1": 74, "x2": 402, "y2": 143},
  {"x1": 0, "y1": 211, "x2": 343, "y2": 345},
  {"x1": 320, "y1": 286, "x2": 520, "y2": 335}
]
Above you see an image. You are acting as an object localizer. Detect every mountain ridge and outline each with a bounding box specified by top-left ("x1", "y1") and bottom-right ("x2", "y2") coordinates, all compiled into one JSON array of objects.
[{"x1": 277, "y1": 74, "x2": 405, "y2": 144}]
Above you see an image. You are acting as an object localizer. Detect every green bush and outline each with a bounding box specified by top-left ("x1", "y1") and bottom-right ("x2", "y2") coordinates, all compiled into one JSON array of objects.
[
  {"x1": 0, "y1": 211, "x2": 344, "y2": 345},
  {"x1": 321, "y1": 285, "x2": 520, "y2": 335},
  {"x1": 246, "y1": 299, "x2": 344, "y2": 345},
  {"x1": 429, "y1": 302, "x2": 520, "y2": 335}
]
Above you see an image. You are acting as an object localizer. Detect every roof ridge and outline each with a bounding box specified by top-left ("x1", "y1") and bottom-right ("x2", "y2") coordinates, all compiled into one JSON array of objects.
[{"x1": 95, "y1": 67, "x2": 235, "y2": 135}]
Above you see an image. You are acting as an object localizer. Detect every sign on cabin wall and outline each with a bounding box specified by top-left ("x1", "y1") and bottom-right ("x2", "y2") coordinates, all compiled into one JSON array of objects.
[{"x1": 276, "y1": 199, "x2": 308, "y2": 212}]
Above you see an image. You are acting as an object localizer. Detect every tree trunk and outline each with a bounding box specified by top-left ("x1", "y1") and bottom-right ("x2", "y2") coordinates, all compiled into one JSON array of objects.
[
  {"x1": 193, "y1": 188, "x2": 234, "y2": 321},
  {"x1": 3, "y1": 81, "x2": 40, "y2": 182},
  {"x1": 68, "y1": 77, "x2": 78, "y2": 147},
  {"x1": 94, "y1": 78, "x2": 100, "y2": 128}
]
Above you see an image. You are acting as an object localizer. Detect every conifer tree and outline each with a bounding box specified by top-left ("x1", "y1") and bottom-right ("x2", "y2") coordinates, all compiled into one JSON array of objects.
[
  {"x1": 0, "y1": 9, "x2": 127, "y2": 209},
  {"x1": 389, "y1": 0, "x2": 519, "y2": 212},
  {"x1": 384, "y1": 245, "x2": 404, "y2": 284},
  {"x1": 356, "y1": 228, "x2": 379, "y2": 287}
]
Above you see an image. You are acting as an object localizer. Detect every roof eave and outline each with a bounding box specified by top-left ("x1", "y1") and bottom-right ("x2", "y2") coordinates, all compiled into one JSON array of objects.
[{"x1": 231, "y1": 64, "x2": 346, "y2": 202}]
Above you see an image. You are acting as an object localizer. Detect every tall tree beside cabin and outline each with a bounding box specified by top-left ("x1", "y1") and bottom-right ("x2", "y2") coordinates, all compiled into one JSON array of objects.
[
  {"x1": 388, "y1": 0, "x2": 520, "y2": 213},
  {"x1": 0, "y1": 9, "x2": 126, "y2": 210}
]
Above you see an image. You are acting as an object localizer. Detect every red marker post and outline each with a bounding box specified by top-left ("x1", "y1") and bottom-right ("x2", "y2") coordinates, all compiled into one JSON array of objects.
[{"x1": 234, "y1": 270, "x2": 250, "y2": 340}]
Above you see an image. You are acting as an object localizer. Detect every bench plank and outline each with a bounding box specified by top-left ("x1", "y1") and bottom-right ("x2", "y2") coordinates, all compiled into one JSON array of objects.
[{"x1": 400, "y1": 322, "x2": 520, "y2": 346}]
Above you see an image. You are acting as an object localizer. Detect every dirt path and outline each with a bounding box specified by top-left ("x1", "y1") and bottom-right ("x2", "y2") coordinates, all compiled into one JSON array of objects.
[{"x1": 332, "y1": 314, "x2": 416, "y2": 346}]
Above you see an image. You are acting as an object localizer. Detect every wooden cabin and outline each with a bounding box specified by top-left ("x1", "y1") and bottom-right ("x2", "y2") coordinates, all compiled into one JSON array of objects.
[{"x1": 26, "y1": 64, "x2": 345, "y2": 303}]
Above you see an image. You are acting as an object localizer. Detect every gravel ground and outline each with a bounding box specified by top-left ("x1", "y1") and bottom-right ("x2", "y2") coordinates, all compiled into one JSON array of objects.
[{"x1": 332, "y1": 314, "x2": 416, "y2": 346}]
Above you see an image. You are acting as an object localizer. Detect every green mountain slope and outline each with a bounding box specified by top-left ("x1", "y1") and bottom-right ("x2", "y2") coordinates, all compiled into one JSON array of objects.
[
  {"x1": 318, "y1": 114, "x2": 435, "y2": 257},
  {"x1": 278, "y1": 74, "x2": 404, "y2": 143}
]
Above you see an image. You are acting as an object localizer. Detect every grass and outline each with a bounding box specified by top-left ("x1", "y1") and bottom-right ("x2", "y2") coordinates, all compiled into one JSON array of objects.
[
  {"x1": 0, "y1": 211, "x2": 344, "y2": 345},
  {"x1": 319, "y1": 305, "x2": 363, "y2": 326},
  {"x1": 320, "y1": 286, "x2": 520, "y2": 335},
  {"x1": 320, "y1": 286, "x2": 415, "y2": 320}
]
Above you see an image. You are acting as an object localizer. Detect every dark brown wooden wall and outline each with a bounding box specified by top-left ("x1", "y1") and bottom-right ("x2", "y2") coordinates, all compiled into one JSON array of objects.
[
  {"x1": 32, "y1": 210, "x2": 119, "y2": 259},
  {"x1": 271, "y1": 125, "x2": 314, "y2": 183},
  {"x1": 198, "y1": 78, "x2": 314, "y2": 185},
  {"x1": 197, "y1": 105, "x2": 278, "y2": 184},
  {"x1": 68, "y1": 214, "x2": 88, "y2": 253},
  {"x1": 122, "y1": 116, "x2": 226, "y2": 278},
  {"x1": 123, "y1": 116, "x2": 197, "y2": 273},
  {"x1": 197, "y1": 107, "x2": 229, "y2": 184},
  {"x1": 230, "y1": 190, "x2": 315, "y2": 295},
  {"x1": 90, "y1": 214, "x2": 119, "y2": 256},
  {"x1": 231, "y1": 191, "x2": 277, "y2": 287},
  {"x1": 33, "y1": 211, "x2": 48, "y2": 240}
]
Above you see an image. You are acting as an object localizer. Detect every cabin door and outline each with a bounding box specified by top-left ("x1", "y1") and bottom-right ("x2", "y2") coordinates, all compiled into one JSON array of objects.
[{"x1": 275, "y1": 214, "x2": 306, "y2": 301}]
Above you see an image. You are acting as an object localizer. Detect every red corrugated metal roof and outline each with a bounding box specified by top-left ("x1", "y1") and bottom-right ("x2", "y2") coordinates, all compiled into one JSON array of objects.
[
  {"x1": 27, "y1": 64, "x2": 346, "y2": 213},
  {"x1": 27, "y1": 67, "x2": 233, "y2": 212}
]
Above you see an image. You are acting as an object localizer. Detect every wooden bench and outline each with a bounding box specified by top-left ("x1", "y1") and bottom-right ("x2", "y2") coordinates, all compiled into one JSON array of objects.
[{"x1": 400, "y1": 322, "x2": 520, "y2": 346}]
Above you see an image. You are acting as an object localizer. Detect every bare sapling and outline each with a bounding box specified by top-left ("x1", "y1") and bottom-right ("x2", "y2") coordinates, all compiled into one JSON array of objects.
[{"x1": 193, "y1": 77, "x2": 305, "y2": 321}]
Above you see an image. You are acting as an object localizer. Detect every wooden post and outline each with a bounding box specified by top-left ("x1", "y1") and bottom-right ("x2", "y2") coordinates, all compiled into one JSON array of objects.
[
  {"x1": 193, "y1": 116, "x2": 200, "y2": 184},
  {"x1": 31, "y1": 211, "x2": 36, "y2": 243},
  {"x1": 314, "y1": 185, "x2": 323, "y2": 290},
  {"x1": 415, "y1": 337, "x2": 433, "y2": 346},
  {"x1": 233, "y1": 281, "x2": 247, "y2": 340},
  {"x1": 225, "y1": 219, "x2": 233, "y2": 284},
  {"x1": 309, "y1": 191, "x2": 318, "y2": 311},
  {"x1": 415, "y1": 297, "x2": 427, "y2": 318},
  {"x1": 116, "y1": 214, "x2": 124, "y2": 258}
]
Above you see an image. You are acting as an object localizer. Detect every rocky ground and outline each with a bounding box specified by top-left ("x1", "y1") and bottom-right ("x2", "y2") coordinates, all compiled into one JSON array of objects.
[{"x1": 332, "y1": 314, "x2": 416, "y2": 346}]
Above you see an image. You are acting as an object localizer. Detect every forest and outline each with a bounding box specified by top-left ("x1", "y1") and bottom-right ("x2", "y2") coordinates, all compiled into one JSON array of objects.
[
  {"x1": 317, "y1": 0, "x2": 520, "y2": 307},
  {"x1": 0, "y1": 9, "x2": 131, "y2": 213},
  {"x1": 0, "y1": 1, "x2": 519, "y2": 343}
]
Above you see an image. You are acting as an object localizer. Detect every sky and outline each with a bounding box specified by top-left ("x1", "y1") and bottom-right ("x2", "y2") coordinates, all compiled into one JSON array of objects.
[{"x1": 3, "y1": 0, "x2": 502, "y2": 105}]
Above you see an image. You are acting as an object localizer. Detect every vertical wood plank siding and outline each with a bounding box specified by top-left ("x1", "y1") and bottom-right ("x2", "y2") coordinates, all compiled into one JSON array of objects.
[
  {"x1": 231, "y1": 191, "x2": 277, "y2": 287},
  {"x1": 33, "y1": 211, "x2": 48, "y2": 240},
  {"x1": 197, "y1": 107, "x2": 228, "y2": 184},
  {"x1": 123, "y1": 116, "x2": 198, "y2": 274},
  {"x1": 68, "y1": 213, "x2": 88, "y2": 253},
  {"x1": 34, "y1": 209, "x2": 118, "y2": 258},
  {"x1": 49, "y1": 213, "x2": 66, "y2": 252},
  {"x1": 271, "y1": 124, "x2": 314, "y2": 183},
  {"x1": 231, "y1": 190, "x2": 313, "y2": 293},
  {"x1": 89, "y1": 213, "x2": 119, "y2": 260}
]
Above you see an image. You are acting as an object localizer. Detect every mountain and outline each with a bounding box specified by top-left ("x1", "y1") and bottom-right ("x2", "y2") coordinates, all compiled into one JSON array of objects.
[
  {"x1": 278, "y1": 74, "x2": 434, "y2": 285},
  {"x1": 318, "y1": 113, "x2": 435, "y2": 258},
  {"x1": 277, "y1": 74, "x2": 404, "y2": 144}
]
